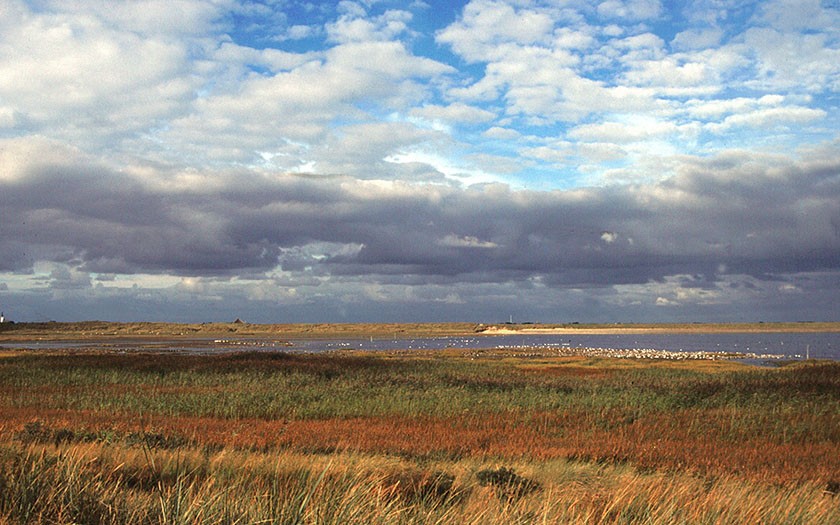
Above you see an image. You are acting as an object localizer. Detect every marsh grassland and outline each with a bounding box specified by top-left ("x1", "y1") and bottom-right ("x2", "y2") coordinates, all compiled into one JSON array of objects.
[{"x1": 0, "y1": 347, "x2": 838, "y2": 524}]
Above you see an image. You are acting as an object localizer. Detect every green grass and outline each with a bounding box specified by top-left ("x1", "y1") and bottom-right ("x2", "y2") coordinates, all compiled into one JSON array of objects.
[{"x1": 2, "y1": 352, "x2": 838, "y2": 426}]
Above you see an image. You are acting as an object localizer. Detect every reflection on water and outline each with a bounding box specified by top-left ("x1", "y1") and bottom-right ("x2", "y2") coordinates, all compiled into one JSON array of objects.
[{"x1": 2, "y1": 332, "x2": 838, "y2": 361}]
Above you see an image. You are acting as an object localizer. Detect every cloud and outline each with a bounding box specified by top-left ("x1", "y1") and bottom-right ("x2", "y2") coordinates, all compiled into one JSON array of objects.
[
  {"x1": 0, "y1": 1, "x2": 838, "y2": 323},
  {"x1": 600, "y1": 231, "x2": 618, "y2": 244},
  {"x1": 482, "y1": 126, "x2": 520, "y2": 140},
  {"x1": 569, "y1": 118, "x2": 677, "y2": 143},
  {"x1": 0, "y1": 2, "x2": 201, "y2": 146},
  {"x1": 409, "y1": 103, "x2": 497, "y2": 126},
  {"x1": 158, "y1": 38, "x2": 454, "y2": 167},
  {"x1": 3, "y1": 138, "x2": 838, "y2": 286},
  {"x1": 741, "y1": 26, "x2": 840, "y2": 91},
  {"x1": 435, "y1": 0, "x2": 556, "y2": 62},
  {"x1": 0, "y1": 1, "x2": 459, "y2": 176},
  {"x1": 671, "y1": 27, "x2": 724, "y2": 50},
  {"x1": 438, "y1": 235, "x2": 499, "y2": 249},
  {"x1": 432, "y1": 0, "x2": 837, "y2": 185},
  {"x1": 706, "y1": 106, "x2": 826, "y2": 132},
  {"x1": 684, "y1": 95, "x2": 784, "y2": 119},
  {"x1": 326, "y1": 8, "x2": 413, "y2": 43},
  {"x1": 597, "y1": 0, "x2": 663, "y2": 20},
  {"x1": 48, "y1": 0, "x2": 227, "y2": 36},
  {"x1": 756, "y1": 0, "x2": 840, "y2": 32}
]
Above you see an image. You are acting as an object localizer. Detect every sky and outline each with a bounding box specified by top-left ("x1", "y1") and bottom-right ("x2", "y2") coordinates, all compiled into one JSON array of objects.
[{"x1": 1, "y1": 0, "x2": 839, "y2": 324}]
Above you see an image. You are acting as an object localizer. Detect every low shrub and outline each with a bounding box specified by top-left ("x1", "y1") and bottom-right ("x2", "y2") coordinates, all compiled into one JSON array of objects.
[
  {"x1": 382, "y1": 469, "x2": 458, "y2": 504},
  {"x1": 475, "y1": 467, "x2": 540, "y2": 500},
  {"x1": 15, "y1": 422, "x2": 76, "y2": 446}
]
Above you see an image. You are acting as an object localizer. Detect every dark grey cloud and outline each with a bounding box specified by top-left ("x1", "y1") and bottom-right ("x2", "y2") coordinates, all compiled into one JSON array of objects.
[{"x1": 2, "y1": 149, "x2": 839, "y2": 290}]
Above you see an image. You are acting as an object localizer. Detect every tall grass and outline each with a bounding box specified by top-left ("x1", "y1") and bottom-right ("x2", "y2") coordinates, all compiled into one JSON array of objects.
[
  {"x1": 0, "y1": 441, "x2": 837, "y2": 524},
  {"x1": 0, "y1": 350, "x2": 838, "y2": 523}
]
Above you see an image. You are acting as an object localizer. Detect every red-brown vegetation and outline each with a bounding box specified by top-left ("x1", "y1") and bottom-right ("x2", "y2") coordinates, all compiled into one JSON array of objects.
[{"x1": 4, "y1": 405, "x2": 838, "y2": 486}]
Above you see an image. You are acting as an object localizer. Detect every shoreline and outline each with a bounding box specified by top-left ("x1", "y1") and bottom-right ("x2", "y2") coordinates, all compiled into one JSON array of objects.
[
  {"x1": 1, "y1": 320, "x2": 839, "y2": 342},
  {"x1": 478, "y1": 325, "x2": 840, "y2": 335}
]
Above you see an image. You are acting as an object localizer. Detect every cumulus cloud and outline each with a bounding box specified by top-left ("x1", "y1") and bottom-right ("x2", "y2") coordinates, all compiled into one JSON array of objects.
[
  {"x1": 431, "y1": 0, "x2": 838, "y2": 187},
  {"x1": 326, "y1": 8, "x2": 413, "y2": 43},
  {"x1": 569, "y1": 119, "x2": 677, "y2": 143},
  {"x1": 706, "y1": 106, "x2": 827, "y2": 132},
  {"x1": 671, "y1": 27, "x2": 724, "y2": 50},
  {"x1": 482, "y1": 126, "x2": 520, "y2": 140},
  {"x1": 435, "y1": 0, "x2": 556, "y2": 62},
  {"x1": 409, "y1": 103, "x2": 497, "y2": 126},
  {"x1": 597, "y1": 0, "x2": 663, "y2": 20},
  {"x1": 0, "y1": 1, "x2": 213, "y2": 145}
]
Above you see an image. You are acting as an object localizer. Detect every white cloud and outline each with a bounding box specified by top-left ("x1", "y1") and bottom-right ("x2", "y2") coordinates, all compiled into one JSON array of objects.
[
  {"x1": 577, "y1": 142, "x2": 627, "y2": 162},
  {"x1": 439, "y1": 234, "x2": 498, "y2": 249},
  {"x1": 303, "y1": 121, "x2": 441, "y2": 178},
  {"x1": 326, "y1": 8, "x2": 413, "y2": 43},
  {"x1": 706, "y1": 106, "x2": 826, "y2": 132},
  {"x1": 553, "y1": 27, "x2": 597, "y2": 50},
  {"x1": 671, "y1": 27, "x2": 724, "y2": 50},
  {"x1": 757, "y1": 0, "x2": 840, "y2": 32},
  {"x1": 520, "y1": 144, "x2": 571, "y2": 163},
  {"x1": 0, "y1": 4, "x2": 196, "y2": 142},
  {"x1": 160, "y1": 39, "x2": 454, "y2": 165},
  {"x1": 597, "y1": 0, "x2": 663, "y2": 20},
  {"x1": 213, "y1": 42, "x2": 316, "y2": 73},
  {"x1": 569, "y1": 118, "x2": 677, "y2": 143},
  {"x1": 601, "y1": 231, "x2": 618, "y2": 243},
  {"x1": 435, "y1": 0, "x2": 555, "y2": 62},
  {"x1": 684, "y1": 94, "x2": 784, "y2": 119},
  {"x1": 742, "y1": 27, "x2": 840, "y2": 91},
  {"x1": 0, "y1": 106, "x2": 16, "y2": 128},
  {"x1": 0, "y1": 136, "x2": 88, "y2": 183},
  {"x1": 482, "y1": 126, "x2": 520, "y2": 140},
  {"x1": 409, "y1": 103, "x2": 496, "y2": 125},
  {"x1": 384, "y1": 150, "x2": 505, "y2": 186},
  {"x1": 612, "y1": 32, "x2": 666, "y2": 59},
  {"x1": 38, "y1": 0, "x2": 227, "y2": 36},
  {"x1": 622, "y1": 58, "x2": 713, "y2": 92},
  {"x1": 778, "y1": 283, "x2": 802, "y2": 294},
  {"x1": 602, "y1": 24, "x2": 624, "y2": 37},
  {"x1": 287, "y1": 25, "x2": 315, "y2": 40}
]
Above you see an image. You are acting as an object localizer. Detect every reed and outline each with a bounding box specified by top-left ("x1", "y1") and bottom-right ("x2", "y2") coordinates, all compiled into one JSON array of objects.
[
  {"x1": 0, "y1": 442, "x2": 837, "y2": 524},
  {"x1": 0, "y1": 350, "x2": 838, "y2": 523}
]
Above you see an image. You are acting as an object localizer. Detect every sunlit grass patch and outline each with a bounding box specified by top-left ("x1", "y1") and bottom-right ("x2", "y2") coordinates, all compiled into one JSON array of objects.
[{"x1": 0, "y1": 440, "x2": 837, "y2": 524}]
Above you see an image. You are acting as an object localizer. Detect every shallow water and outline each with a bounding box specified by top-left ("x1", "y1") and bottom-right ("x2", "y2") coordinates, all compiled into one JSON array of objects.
[
  {"x1": 288, "y1": 332, "x2": 840, "y2": 361},
  {"x1": 3, "y1": 332, "x2": 838, "y2": 361}
]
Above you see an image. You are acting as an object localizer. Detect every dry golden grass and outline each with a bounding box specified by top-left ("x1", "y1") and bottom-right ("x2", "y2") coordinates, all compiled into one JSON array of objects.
[{"x1": 0, "y1": 439, "x2": 837, "y2": 524}]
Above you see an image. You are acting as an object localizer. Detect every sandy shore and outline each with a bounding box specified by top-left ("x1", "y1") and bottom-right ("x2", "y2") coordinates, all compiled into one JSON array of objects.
[{"x1": 480, "y1": 322, "x2": 840, "y2": 335}]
